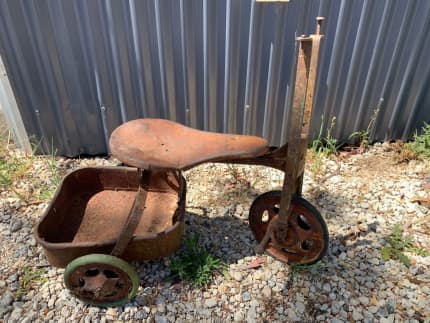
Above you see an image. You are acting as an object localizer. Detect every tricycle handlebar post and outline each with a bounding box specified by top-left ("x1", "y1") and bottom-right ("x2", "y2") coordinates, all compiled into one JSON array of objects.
[
  {"x1": 278, "y1": 18, "x2": 324, "y2": 223},
  {"x1": 256, "y1": 18, "x2": 324, "y2": 252}
]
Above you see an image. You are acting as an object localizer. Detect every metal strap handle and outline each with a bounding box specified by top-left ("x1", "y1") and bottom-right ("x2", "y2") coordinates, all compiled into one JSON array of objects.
[{"x1": 111, "y1": 170, "x2": 151, "y2": 257}]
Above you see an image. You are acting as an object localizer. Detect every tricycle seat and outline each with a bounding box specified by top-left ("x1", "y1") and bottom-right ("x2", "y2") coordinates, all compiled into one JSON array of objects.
[{"x1": 110, "y1": 118, "x2": 269, "y2": 170}]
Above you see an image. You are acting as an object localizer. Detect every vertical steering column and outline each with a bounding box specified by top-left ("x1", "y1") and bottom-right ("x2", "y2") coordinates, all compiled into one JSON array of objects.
[
  {"x1": 279, "y1": 17, "x2": 325, "y2": 223},
  {"x1": 255, "y1": 17, "x2": 325, "y2": 253}
]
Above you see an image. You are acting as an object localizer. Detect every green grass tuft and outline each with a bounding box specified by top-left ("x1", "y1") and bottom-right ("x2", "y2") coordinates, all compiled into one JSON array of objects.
[
  {"x1": 381, "y1": 223, "x2": 429, "y2": 267},
  {"x1": 348, "y1": 108, "x2": 380, "y2": 149},
  {"x1": 169, "y1": 234, "x2": 224, "y2": 288},
  {"x1": 405, "y1": 122, "x2": 430, "y2": 160},
  {"x1": 311, "y1": 115, "x2": 339, "y2": 158},
  {"x1": 16, "y1": 266, "x2": 48, "y2": 299}
]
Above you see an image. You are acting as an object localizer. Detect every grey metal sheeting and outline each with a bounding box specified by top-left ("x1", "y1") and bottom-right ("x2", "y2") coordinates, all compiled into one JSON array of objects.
[{"x1": 0, "y1": 0, "x2": 429, "y2": 156}]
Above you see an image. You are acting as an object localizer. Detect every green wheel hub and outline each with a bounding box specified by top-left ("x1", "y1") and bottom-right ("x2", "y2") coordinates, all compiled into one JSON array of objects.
[{"x1": 64, "y1": 254, "x2": 139, "y2": 307}]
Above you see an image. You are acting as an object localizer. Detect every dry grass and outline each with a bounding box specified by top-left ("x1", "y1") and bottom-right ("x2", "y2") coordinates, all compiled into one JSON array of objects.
[{"x1": 0, "y1": 126, "x2": 61, "y2": 203}]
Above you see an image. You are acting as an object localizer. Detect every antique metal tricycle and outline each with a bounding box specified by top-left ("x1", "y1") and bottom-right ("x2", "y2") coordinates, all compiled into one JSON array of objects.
[{"x1": 35, "y1": 18, "x2": 328, "y2": 306}]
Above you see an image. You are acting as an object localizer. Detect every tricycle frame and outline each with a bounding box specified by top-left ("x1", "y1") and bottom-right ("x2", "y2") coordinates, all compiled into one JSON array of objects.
[{"x1": 35, "y1": 16, "x2": 328, "y2": 307}]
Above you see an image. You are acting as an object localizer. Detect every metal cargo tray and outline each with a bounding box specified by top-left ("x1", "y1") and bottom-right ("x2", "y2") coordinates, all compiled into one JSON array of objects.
[{"x1": 35, "y1": 166, "x2": 185, "y2": 267}]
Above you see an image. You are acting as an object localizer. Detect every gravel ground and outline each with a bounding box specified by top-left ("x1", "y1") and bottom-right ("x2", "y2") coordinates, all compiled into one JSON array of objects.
[{"x1": 0, "y1": 143, "x2": 429, "y2": 322}]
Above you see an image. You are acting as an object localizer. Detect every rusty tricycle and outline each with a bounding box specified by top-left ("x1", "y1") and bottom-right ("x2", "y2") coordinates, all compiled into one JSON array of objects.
[{"x1": 35, "y1": 18, "x2": 328, "y2": 306}]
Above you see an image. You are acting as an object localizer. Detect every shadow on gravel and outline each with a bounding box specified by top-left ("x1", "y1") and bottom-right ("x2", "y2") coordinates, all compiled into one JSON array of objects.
[
  {"x1": 183, "y1": 209, "x2": 257, "y2": 264},
  {"x1": 136, "y1": 189, "x2": 382, "y2": 280},
  {"x1": 134, "y1": 207, "x2": 259, "y2": 294},
  {"x1": 136, "y1": 208, "x2": 257, "y2": 275}
]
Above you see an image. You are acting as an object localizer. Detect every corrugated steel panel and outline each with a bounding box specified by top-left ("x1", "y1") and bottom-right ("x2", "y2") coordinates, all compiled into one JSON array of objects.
[
  {"x1": 0, "y1": 55, "x2": 31, "y2": 153},
  {"x1": 0, "y1": 0, "x2": 430, "y2": 156}
]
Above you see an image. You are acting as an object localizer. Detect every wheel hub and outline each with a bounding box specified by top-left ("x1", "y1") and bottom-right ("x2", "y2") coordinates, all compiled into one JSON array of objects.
[{"x1": 67, "y1": 263, "x2": 132, "y2": 302}]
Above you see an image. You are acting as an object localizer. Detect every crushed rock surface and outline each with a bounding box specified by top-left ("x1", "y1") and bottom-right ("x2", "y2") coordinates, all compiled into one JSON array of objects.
[{"x1": 0, "y1": 143, "x2": 429, "y2": 322}]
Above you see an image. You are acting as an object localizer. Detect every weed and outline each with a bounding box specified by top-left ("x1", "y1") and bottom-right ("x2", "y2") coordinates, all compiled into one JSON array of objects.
[
  {"x1": 404, "y1": 122, "x2": 430, "y2": 160},
  {"x1": 311, "y1": 116, "x2": 339, "y2": 157},
  {"x1": 0, "y1": 134, "x2": 62, "y2": 202},
  {"x1": 389, "y1": 140, "x2": 416, "y2": 163},
  {"x1": 309, "y1": 116, "x2": 339, "y2": 177},
  {"x1": 227, "y1": 164, "x2": 242, "y2": 182},
  {"x1": 16, "y1": 266, "x2": 47, "y2": 299},
  {"x1": 309, "y1": 108, "x2": 380, "y2": 177},
  {"x1": 35, "y1": 148, "x2": 62, "y2": 201},
  {"x1": 213, "y1": 164, "x2": 259, "y2": 205},
  {"x1": 169, "y1": 234, "x2": 224, "y2": 287},
  {"x1": 381, "y1": 223, "x2": 429, "y2": 267},
  {"x1": 226, "y1": 164, "x2": 253, "y2": 189},
  {"x1": 348, "y1": 108, "x2": 380, "y2": 149},
  {"x1": 0, "y1": 148, "x2": 34, "y2": 200},
  {"x1": 311, "y1": 107, "x2": 380, "y2": 161}
]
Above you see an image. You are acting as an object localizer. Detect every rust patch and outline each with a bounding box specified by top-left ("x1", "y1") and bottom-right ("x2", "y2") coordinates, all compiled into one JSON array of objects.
[{"x1": 71, "y1": 189, "x2": 178, "y2": 243}]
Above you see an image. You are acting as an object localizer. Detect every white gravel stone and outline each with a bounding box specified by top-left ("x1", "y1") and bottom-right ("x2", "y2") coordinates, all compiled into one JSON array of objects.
[
  {"x1": 352, "y1": 310, "x2": 364, "y2": 321},
  {"x1": 11, "y1": 220, "x2": 23, "y2": 232},
  {"x1": 369, "y1": 306, "x2": 379, "y2": 314},
  {"x1": 286, "y1": 308, "x2": 300, "y2": 322},
  {"x1": 154, "y1": 315, "x2": 168, "y2": 323},
  {"x1": 262, "y1": 285, "x2": 272, "y2": 299},
  {"x1": 380, "y1": 315, "x2": 395, "y2": 323},
  {"x1": 0, "y1": 290, "x2": 14, "y2": 307},
  {"x1": 232, "y1": 271, "x2": 243, "y2": 282},
  {"x1": 322, "y1": 283, "x2": 331, "y2": 292},
  {"x1": 359, "y1": 296, "x2": 369, "y2": 305},
  {"x1": 234, "y1": 310, "x2": 245, "y2": 321},
  {"x1": 106, "y1": 308, "x2": 117, "y2": 318},
  {"x1": 387, "y1": 298, "x2": 396, "y2": 313},
  {"x1": 295, "y1": 301, "x2": 306, "y2": 314},
  {"x1": 204, "y1": 298, "x2": 217, "y2": 308}
]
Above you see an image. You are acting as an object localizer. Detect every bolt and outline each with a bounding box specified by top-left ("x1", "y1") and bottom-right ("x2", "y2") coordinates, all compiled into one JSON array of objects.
[{"x1": 316, "y1": 17, "x2": 325, "y2": 35}]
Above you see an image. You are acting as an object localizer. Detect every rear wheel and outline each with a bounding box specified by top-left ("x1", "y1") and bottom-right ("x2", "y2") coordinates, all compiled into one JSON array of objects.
[{"x1": 64, "y1": 254, "x2": 139, "y2": 307}]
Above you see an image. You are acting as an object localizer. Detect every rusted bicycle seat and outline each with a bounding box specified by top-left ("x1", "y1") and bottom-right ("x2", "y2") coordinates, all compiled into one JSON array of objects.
[{"x1": 110, "y1": 119, "x2": 269, "y2": 170}]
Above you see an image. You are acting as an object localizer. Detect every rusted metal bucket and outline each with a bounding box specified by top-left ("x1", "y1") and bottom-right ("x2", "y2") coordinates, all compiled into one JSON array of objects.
[{"x1": 35, "y1": 166, "x2": 186, "y2": 268}]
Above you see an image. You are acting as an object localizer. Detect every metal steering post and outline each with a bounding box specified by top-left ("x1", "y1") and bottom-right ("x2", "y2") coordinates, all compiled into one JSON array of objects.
[{"x1": 256, "y1": 17, "x2": 325, "y2": 254}]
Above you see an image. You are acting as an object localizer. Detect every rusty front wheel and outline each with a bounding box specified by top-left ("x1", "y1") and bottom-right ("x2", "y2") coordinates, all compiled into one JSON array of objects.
[
  {"x1": 249, "y1": 191, "x2": 329, "y2": 265},
  {"x1": 64, "y1": 254, "x2": 139, "y2": 307}
]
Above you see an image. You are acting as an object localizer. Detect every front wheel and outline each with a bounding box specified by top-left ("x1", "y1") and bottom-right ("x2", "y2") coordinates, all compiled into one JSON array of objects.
[{"x1": 249, "y1": 191, "x2": 329, "y2": 265}]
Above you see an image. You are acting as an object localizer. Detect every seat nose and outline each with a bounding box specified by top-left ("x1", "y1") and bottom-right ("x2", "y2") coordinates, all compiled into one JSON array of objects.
[{"x1": 109, "y1": 119, "x2": 269, "y2": 170}]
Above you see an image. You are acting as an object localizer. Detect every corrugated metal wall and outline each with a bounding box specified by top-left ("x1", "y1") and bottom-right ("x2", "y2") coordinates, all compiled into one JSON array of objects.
[{"x1": 0, "y1": 0, "x2": 430, "y2": 156}]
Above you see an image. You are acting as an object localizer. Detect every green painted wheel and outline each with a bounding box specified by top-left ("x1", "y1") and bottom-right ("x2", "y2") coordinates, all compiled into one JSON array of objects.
[{"x1": 64, "y1": 254, "x2": 139, "y2": 307}]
